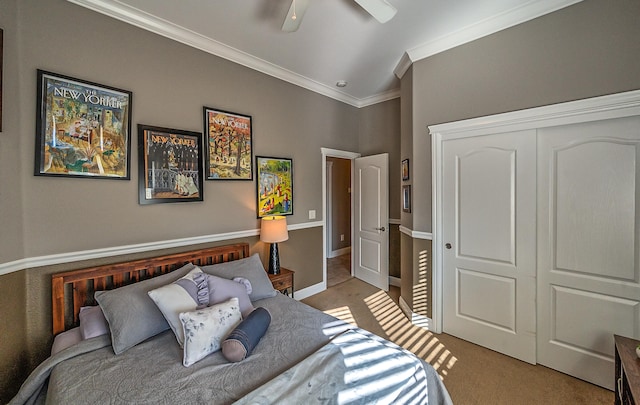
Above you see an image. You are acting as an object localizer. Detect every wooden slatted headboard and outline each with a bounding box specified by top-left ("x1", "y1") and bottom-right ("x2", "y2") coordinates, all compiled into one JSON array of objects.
[{"x1": 51, "y1": 243, "x2": 250, "y2": 335}]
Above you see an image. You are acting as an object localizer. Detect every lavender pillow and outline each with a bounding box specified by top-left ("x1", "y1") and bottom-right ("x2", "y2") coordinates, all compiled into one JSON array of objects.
[
  {"x1": 51, "y1": 327, "x2": 82, "y2": 355},
  {"x1": 79, "y1": 306, "x2": 109, "y2": 340},
  {"x1": 208, "y1": 275, "x2": 255, "y2": 318}
]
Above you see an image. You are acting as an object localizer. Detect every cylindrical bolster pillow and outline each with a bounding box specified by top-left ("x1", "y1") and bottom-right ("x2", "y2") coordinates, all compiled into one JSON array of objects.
[{"x1": 222, "y1": 307, "x2": 271, "y2": 362}]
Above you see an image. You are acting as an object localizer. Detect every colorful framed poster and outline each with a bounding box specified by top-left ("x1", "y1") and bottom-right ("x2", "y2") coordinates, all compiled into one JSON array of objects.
[
  {"x1": 35, "y1": 70, "x2": 132, "y2": 179},
  {"x1": 256, "y1": 156, "x2": 293, "y2": 218},
  {"x1": 138, "y1": 124, "x2": 204, "y2": 204},
  {"x1": 402, "y1": 158, "x2": 409, "y2": 181},
  {"x1": 403, "y1": 185, "x2": 411, "y2": 213},
  {"x1": 203, "y1": 107, "x2": 253, "y2": 180}
]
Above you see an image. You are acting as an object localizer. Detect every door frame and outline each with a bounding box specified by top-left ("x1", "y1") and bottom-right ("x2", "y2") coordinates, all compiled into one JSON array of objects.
[
  {"x1": 430, "y1": 89, "x2": 640, "y2": 334},
  {"x1": 321, "y1": 148, "x2": 360, "y2": 288}
]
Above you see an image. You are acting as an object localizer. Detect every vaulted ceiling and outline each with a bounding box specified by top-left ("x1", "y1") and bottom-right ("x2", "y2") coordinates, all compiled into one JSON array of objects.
[{"x1": 68, "y1": 0, "x2": 581, "y2": 107}]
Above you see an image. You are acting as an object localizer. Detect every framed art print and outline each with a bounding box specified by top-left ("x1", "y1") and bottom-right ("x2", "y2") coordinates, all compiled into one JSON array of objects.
[
  {"x1": 256, "y1": 156, "x2": 293, "y2": 218},
  {"x1": 402, "y1": 185, "x2": 411, "y2": 213},
  {"x1": 402, "y1": 158, "x2": 409, "y2": 181},
  {"x1": 138, "y1": 124, "x2": 204, "y2": 204},
  {"x1": 203, "y1": 107, "x2": 253, "y2": 180},
  {"x1": 35, "y1": 70, "x2": 132, "y2": 179}
]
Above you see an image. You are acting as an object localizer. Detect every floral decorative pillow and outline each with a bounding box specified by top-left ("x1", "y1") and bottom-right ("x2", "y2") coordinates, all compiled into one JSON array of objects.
[{"x1": 179, "y1": 297, "x2": 242, "y2": 367}]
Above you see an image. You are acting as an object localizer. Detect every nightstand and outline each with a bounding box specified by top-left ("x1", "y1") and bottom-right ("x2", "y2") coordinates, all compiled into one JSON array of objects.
[
  {"x1": 615, "y1": 335, "x2": 640, "y2": 405},
  {"x1": 268, "y1": 267, "x2": 294, "y2": 298}
]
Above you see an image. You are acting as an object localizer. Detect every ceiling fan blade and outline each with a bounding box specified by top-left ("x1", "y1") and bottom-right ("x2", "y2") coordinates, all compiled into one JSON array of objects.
[
  {"x1": 282, "y1": 0, "x2": 310, "y2": 32},
  {"x1": 354, "y1": 0, "x2": 397, "y2": 23}
]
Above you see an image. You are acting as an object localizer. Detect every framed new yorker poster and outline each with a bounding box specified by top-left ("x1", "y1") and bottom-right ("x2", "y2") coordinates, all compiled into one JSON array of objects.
[
  {"x1": 34, "y1": 70, "x2": 132, "y2": 179},
  {"x1": 203, "y1": 107, "x2": 253, "y2": 180},
  {"x1": 138, "y1": 124, "x2": 204, "y2": 204},
  {"x1": 256, "y1": 156, "x2": 293, "y2": 218}
]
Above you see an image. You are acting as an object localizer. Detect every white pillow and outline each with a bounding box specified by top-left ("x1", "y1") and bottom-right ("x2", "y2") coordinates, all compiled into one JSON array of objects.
[
  {"x1": 179, "y1": 297, "x2": 242, "y2": 367},
  {"x1": 148, "y1": 267, "x2": 209, "y2": 347}
]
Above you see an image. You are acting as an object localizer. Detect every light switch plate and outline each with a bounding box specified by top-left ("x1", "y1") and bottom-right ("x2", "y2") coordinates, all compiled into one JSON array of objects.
[{"x1": 309, "y1": 210, "x2": 316, "y2": 219}]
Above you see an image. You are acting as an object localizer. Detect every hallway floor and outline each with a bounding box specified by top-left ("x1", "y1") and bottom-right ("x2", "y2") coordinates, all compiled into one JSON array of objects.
[{"x1": 326, "y1": 253, "x2": 352, "y2": 287}]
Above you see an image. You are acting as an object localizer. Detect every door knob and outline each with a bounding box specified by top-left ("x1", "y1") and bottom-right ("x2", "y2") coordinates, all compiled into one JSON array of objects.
[
  {"x1": 445, "y1": 243, "x2": 452, "y2": 249},
  {"x1": 375, "y1": 227, "x2": 386, "y2": 232}
]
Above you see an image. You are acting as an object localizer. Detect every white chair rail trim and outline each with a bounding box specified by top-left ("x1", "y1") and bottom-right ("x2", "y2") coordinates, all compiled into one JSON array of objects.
[
  {"x1": 0, "y1": 221, "x2": 323, "y2": 276},
  {"x1": 399, "y1": 225, "x2": 433, "y2": 240}
]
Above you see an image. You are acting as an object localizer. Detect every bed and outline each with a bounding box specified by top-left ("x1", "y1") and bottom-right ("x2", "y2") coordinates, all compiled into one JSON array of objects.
[{"x1": 10, "y1": 243, "x2": 452, "y2": 405}]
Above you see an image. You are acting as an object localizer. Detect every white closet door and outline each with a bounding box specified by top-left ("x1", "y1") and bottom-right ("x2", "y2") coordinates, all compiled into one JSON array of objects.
[
  {"x1": 442, "y1": 130, "x2": 536, "y2": 364},
  {"x1": 537, "y1": 116, "x2": 640, "y2": 389}
]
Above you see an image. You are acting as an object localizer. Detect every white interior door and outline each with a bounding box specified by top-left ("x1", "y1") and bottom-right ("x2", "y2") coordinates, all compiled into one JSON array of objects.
[
  {"x1": 442, "y1": 131, "x2": 537, "y2": 364},
  {"x1": 537, "y1": 116, "x2": 640, "y2": 389},
  {"x1": 354, "y1": 153, "x2": 389, "y2": 291}
]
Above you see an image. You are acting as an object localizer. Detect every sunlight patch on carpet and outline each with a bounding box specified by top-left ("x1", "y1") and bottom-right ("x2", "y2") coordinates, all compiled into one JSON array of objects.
[
  {"x1": 324, "y1": 306, "x2": 357, "y2": 327},
  {"x1": 363, "y1": 289, "x2": 458, "y2": 379}
]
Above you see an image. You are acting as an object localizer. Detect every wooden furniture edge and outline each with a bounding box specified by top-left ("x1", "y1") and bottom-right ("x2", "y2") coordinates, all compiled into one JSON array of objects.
[
  {"x1": 51, "y1": 243, "x2": 250, "y2": 335},
  {"x1": 615, "y1": 334, "x2": 640, "y2": 404}
]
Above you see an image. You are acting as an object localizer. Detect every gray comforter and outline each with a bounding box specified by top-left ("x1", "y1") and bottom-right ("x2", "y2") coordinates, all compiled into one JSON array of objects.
[{"x1": 10, "y1": 294, "x2": 452, "y2": 405}]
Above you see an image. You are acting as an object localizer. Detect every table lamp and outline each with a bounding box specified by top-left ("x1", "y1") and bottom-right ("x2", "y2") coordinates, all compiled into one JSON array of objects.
[{"x1": 260, "y1": 216, "x2": 289, "y2": 274}]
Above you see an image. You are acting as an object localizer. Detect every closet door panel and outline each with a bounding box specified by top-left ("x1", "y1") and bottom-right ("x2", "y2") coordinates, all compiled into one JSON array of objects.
[
  {"x1": 537, "y1": 116, "x2": 640, "y2": 390},
  {"x1": 442, "y1": 130, "x2": 536, "y2": 364}
]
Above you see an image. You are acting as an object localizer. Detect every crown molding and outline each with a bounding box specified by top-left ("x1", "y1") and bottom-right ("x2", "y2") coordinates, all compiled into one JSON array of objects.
[
  {"x1": 67, "y1": 0, "x2": 580, "y2": 106},
  {"x1": 65, "y1": 0, "x2": 397, "y2": 108},
  {"x1": 393, "y1": 52, "x2": 413, "y2": 80},
  {"x1": 404, "y1": 0, "x2": 582, "y2": 66}
]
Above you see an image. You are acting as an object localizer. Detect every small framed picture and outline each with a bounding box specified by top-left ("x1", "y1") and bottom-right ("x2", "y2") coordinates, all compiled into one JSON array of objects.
[
  {"x1": 137, "y1": 124, "x2": 204, "y2": 204},
  {"x1": 256, "y1": 156, "x2": 293, "y2": 218},
  {"x1": 203, "y1": 107, "x2": 253, "y2": 180},
  {"x1": 402, "y1": 185, "x2": 411, "y2": 213},
  {"x1": 402, "y1": 158, "x2": 409, "y2": 181},
  {"x1": 35, "y1": 70, "x2": 132, "y2": 179}
]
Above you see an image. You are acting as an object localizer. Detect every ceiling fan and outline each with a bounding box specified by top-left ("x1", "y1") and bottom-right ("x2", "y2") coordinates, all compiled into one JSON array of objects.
[{"x1": 282, "y1": 0, "x2": 397, "y2": 32}]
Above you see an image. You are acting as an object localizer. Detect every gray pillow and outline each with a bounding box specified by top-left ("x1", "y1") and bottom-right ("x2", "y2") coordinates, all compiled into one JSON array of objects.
[
  {"x1": 201, "y1": 254, "x2": 277, "y2": 301},
  {"x1": 95, "y1": 262, "x2": 196, "y2": 355}
]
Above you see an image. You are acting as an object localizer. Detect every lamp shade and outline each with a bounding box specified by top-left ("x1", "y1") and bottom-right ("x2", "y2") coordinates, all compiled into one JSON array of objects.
[{"x1": 260, "y1": 216, "x2": 289, "y2": 243}]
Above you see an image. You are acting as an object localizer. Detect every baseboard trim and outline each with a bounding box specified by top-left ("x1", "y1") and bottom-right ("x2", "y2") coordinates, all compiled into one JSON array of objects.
[
  {"x1": 294, "y1": 281, "x2": 326, "y2": 301},
  {"x1": 389, "y1": 276, "x2": 401, "y2": 287},
  {"x1": 399, "y1": 296, "x2": 433, "y2": 331},
  {"x1": 328, "y1": 246, "x2": 351, "y2": 259}
]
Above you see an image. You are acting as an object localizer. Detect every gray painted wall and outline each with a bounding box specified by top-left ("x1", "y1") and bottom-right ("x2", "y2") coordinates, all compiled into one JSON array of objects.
[
  {"x1": 409, "y1": 0, "x2": 640, "y2": 232},
  {"x1": 401, "y1": 0, "x2": 640, "y2": 311},
  {"x1": 0, "y1": 0, "x2": 401, "y2": 400},
  {"x1": 8, "y1": 0, "x2": 361, "y2": 259}
]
